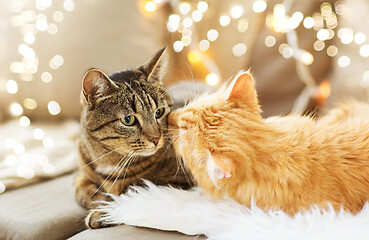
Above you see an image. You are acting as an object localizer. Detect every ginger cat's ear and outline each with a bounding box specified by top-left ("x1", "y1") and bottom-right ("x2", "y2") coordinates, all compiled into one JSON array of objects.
[
  {"x1": 82, "y1": 68, "x2": 118, "y2": 105},
  {"x1": 226, "y1": 71, "x2": 258, "y2": 107},
  {"x1": 207, "y1": 152, "x2": 234, "y2": 182}
]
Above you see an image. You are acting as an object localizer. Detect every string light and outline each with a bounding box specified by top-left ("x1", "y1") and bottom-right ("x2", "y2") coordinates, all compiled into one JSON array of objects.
[
  {"x1": 23, "y1": 33, "x2": 35, "y2": 44},
  {"x1": 173, "y1": 41, "x2": 184, "y2": 52},
  {"x1": 49, "y1": 55, "x2": 64, "y2": 69},
  {"x1": 314, "y1": 40, "x2": 325, "y2": 51},
  {"x1": 192, "y1": 10, "x2": 202, "y2": 22},
  {"x1": 52, "y1": 11, "x2": 64, "y2": 22},
  {"x1": 36, "y1": 14, "x2": 47, "y2": 31},
  {"x1": 299, "y1": 51, "x2": 314, "y2": 65},
  {"x1": 47, "y1": 23, "x2": 58, "y2": 34},
  {"x1": 230, "y1": 5, "x2": 243, "y2": 19},
  {"x1": 6, "y1": 79, "x2": 18, "y2": 94},
  {"x1": 18, "y1": 44, "x2": 35, "y2": 59},
  {"x1": 279, "y1": 44, "x2": 293, "y2": 58},
  {"x1": 47, "y1": 101, "x2": 61, "y2": 115},
  {"x1": 327, "y1": 45, "x2": 338, "y2": 57},
  {"x1": 237, "y1": 19, "x2": 248, "y2": 32},
  {"x1": 10, "y1": 1, "x2": 23, "y2": 13},
  {"x1": 207, "y1": 29, "x2": 218, "y2": 42},
  {"x1": 197, "y1": 1, "x2": 208, "y2": 13},
  {"x1": 318, "y1": 80, "x2": 331, "y2": 100},
  {"x1": 205, "y1": 73, "x2": 219, "y2": 86},
  {"x1": 252, "y1": 1, "x2": 267, "y2": 13},
  {"x1": 167, "y1": 14, "x2": 180, "y2": 32},
  {"x1": 17, "y1": 165, "x2": 35, "y2": 179},
  {"x1": 360, "y1": 44, "x2": 369, "y2": 57},
  {"x1": 36, "y1": 0, "x2": 52, "y2": 11},
  {"x1": 43, "y1": 137, "x2": 55, "y2": 148},
  {"x1": 187, "y1": 51, "x2": 202, "y2": 64},
  {"x1": 19, "y1": 116, "x2": 31, "y2": 127},
  {"x1": 182, "y1": 29, "x2": 192, "y2": 37},
  {"x1": 23, "y1": 98, "x2": 38, "y2": 109},
  {"x1": 303, "y1": 17, "x2": 315, "y2": 29},
  {"x1": 63, "y1": 0, "x2": 75, "y2": 12},
  {"x1": 219, "y1": 15, "x2": 231, "y2": 27},
  {"x1": 265, "y1": 35, "x2": 276, "y2": 47},
  {"x1": 334, "y1": 1, "x2": 346, "y2": 15},
  {"x1": 273, "y1": 4, "x2": 286, "y2": 18},
  {"x1": 41, "y1": 72, "x2": 52, "y2": 83},
  {"x1": 199, "y1": 39, "x2": 210, "y2": 51},
  {"x1": 9, "y1": 103, "x2": 23, "y2": 116},
  {"x1": 282, "y1": 47, "x2": 294, "y2": 59},
  {"x1": 232, "y1": 43, "x2": 247, "y2": 57},
  {"x1": 14, "y1": 143, "x2": 25, "y2": 154},
  {"x1": 179, "y1": 2, "x2": 191, "y2": 15},
  {"x1": 337, "y1": 56, "x2": 350, "y2": 68},
  {"x1": 10, "y1": 61, "x2": 25, "y2": 74},
  {"x1": 169, "y1": 14, "x2": 180, "y2": 24},
  {"x1": 183, "y1": 17, "x2": 193, "y2": 28},
  {"x1": 288, "y1": 11, "x2": 303, "y2": 29},
  {"x1": 313, "y1": 13, "x2": 324, "y2": 31},
  {"x1": 360, "y1": 71, "x2": 369, "y2": 88},
  {"x1": 338, "y1": 28, "x2": 354, "y2": 44},
  {"x1": 33, "y1": 128, "x2": 46, "y2": 140},
  {"x1": 354, "y1": 32, "x2": 366, "y2": 45},
  {"x1": 317, "y1": 29, "x2": 329, "y2": 41},
  {"x1": 181, "y1": 36, "x2": 191, "y2": 46}
]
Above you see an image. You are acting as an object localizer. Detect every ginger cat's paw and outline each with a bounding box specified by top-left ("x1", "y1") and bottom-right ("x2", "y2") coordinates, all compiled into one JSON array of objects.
[{"x1": 85, "y1": 210, "x2": 115, "y2": 229}]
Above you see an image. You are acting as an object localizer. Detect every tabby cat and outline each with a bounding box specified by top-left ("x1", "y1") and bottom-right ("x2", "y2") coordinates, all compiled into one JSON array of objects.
[
  {"x1": 75, "y1": 48, "x2": 193, "y2": 229},
  {"x1": 168, "y1": 71, "x2": 369, "y2": 215}
]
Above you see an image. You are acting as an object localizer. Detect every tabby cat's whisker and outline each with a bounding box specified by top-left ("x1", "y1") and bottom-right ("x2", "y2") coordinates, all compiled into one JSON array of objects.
[
  {"x1": 121, "y1": 154, "x2": 138, "y2": 185},
  {"x1": 82, "y1": 146, "x2": 125, "y2": 168},
  {"x1": 107, "y1": 155, "x2": 131, "y2": 194},
  {"x1": 167, "y1": 130, "x2": 187, "y2": 146},
  {"x1": 176, "y1": 154, "x2": 192, "y2": 185},
  {"x1": 92, "y1": 151, "x2": 134, "y2": 196}
]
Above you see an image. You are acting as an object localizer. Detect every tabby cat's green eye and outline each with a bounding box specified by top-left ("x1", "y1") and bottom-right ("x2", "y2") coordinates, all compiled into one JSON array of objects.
[
  {"x1": 155, "y1": 108, "x2": 165, "y2": 119},
  {"x1": 121, "y1": 115, "x2": 136, "y2": 126}
]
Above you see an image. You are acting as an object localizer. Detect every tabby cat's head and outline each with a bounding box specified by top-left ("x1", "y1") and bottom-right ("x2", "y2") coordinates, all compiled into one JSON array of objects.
[{"x1": 81, "y1": 48, "x2": 173, "y2": 156}]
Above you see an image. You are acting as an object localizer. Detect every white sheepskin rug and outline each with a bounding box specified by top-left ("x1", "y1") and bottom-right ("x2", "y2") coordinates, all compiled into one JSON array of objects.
[{"x1": 98, "y1": 181, "x2": 369, "y2": 240}]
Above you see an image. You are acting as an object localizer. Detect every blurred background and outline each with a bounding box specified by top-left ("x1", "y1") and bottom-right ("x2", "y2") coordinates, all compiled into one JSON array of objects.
[{"x1": 0, "y1": 0, "x2": 369, "y2": 192}]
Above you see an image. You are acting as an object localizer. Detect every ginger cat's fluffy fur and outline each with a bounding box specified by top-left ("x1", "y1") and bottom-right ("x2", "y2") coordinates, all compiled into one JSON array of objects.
[{"x1": 168, "y1": 72, "x2": 369, "y2": 215}]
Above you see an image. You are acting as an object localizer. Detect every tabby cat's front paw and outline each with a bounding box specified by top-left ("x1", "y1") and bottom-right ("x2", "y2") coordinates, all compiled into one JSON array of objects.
[{"x1": 85, "y1": 210, "x2": 114, "y2": 229}]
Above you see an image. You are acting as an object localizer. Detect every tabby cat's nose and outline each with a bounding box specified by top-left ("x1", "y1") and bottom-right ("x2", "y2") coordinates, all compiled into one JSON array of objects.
[{"x1": 149, "y1": 137, "x2": 160, "y2": 146}]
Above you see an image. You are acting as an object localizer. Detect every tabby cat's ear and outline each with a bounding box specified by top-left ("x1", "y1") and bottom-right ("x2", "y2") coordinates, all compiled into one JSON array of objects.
[
  {"x1": 82, "y1": 68, "x2": 118, "y2": 105},
  {"x1": 207, "y1": 152, "x2": 234, "y2": 181},
  {"x1": 141, "y1": 47, "x2": 168, "y2": 83},
  {"x1": 226, "y1": 71, "x2": 258, "y2": 107}
]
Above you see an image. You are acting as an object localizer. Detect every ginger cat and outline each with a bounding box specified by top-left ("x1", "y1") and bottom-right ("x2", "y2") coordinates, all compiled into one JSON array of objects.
[{"x1": 168, "y1": 71, "x2": 369, "y2": 215}]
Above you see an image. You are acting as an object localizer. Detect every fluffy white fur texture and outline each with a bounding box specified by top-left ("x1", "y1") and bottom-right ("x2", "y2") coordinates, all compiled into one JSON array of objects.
[{"x1": 98, "y1": 181, "x2": 369, "y2": 240}]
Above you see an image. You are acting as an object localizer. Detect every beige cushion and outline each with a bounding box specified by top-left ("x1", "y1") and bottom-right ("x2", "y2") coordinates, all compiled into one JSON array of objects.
[
  {"x1": 71, "y1": 225, "x2": 203, "y2": 240},
  {"x1": 0, "y1": 173, "x2": 86, "y2": 239},
  {"x1": 0, "y1": 172, "x2": 203, "y2": 240}
]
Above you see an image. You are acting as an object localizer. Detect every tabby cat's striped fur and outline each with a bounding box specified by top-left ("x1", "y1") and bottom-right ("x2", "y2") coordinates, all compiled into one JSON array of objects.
[{"x1": 74, "y1": 48, "x2": 193, "y2": 229}]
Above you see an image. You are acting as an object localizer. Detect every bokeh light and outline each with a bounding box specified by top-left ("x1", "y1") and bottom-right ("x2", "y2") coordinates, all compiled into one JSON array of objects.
[{"x1": 205, "y1": 73, "x2": 219, "y2": 86}]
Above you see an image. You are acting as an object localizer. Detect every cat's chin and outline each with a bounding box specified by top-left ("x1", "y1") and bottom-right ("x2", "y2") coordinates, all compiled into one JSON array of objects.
[{"x1": 136, "y1": 148, "x2": 159, "y2": 157}]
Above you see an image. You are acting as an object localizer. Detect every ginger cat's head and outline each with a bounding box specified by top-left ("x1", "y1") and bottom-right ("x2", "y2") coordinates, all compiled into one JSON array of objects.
[{"x1": 168, "y1": 72, "x2": 268, "y2": 194}]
